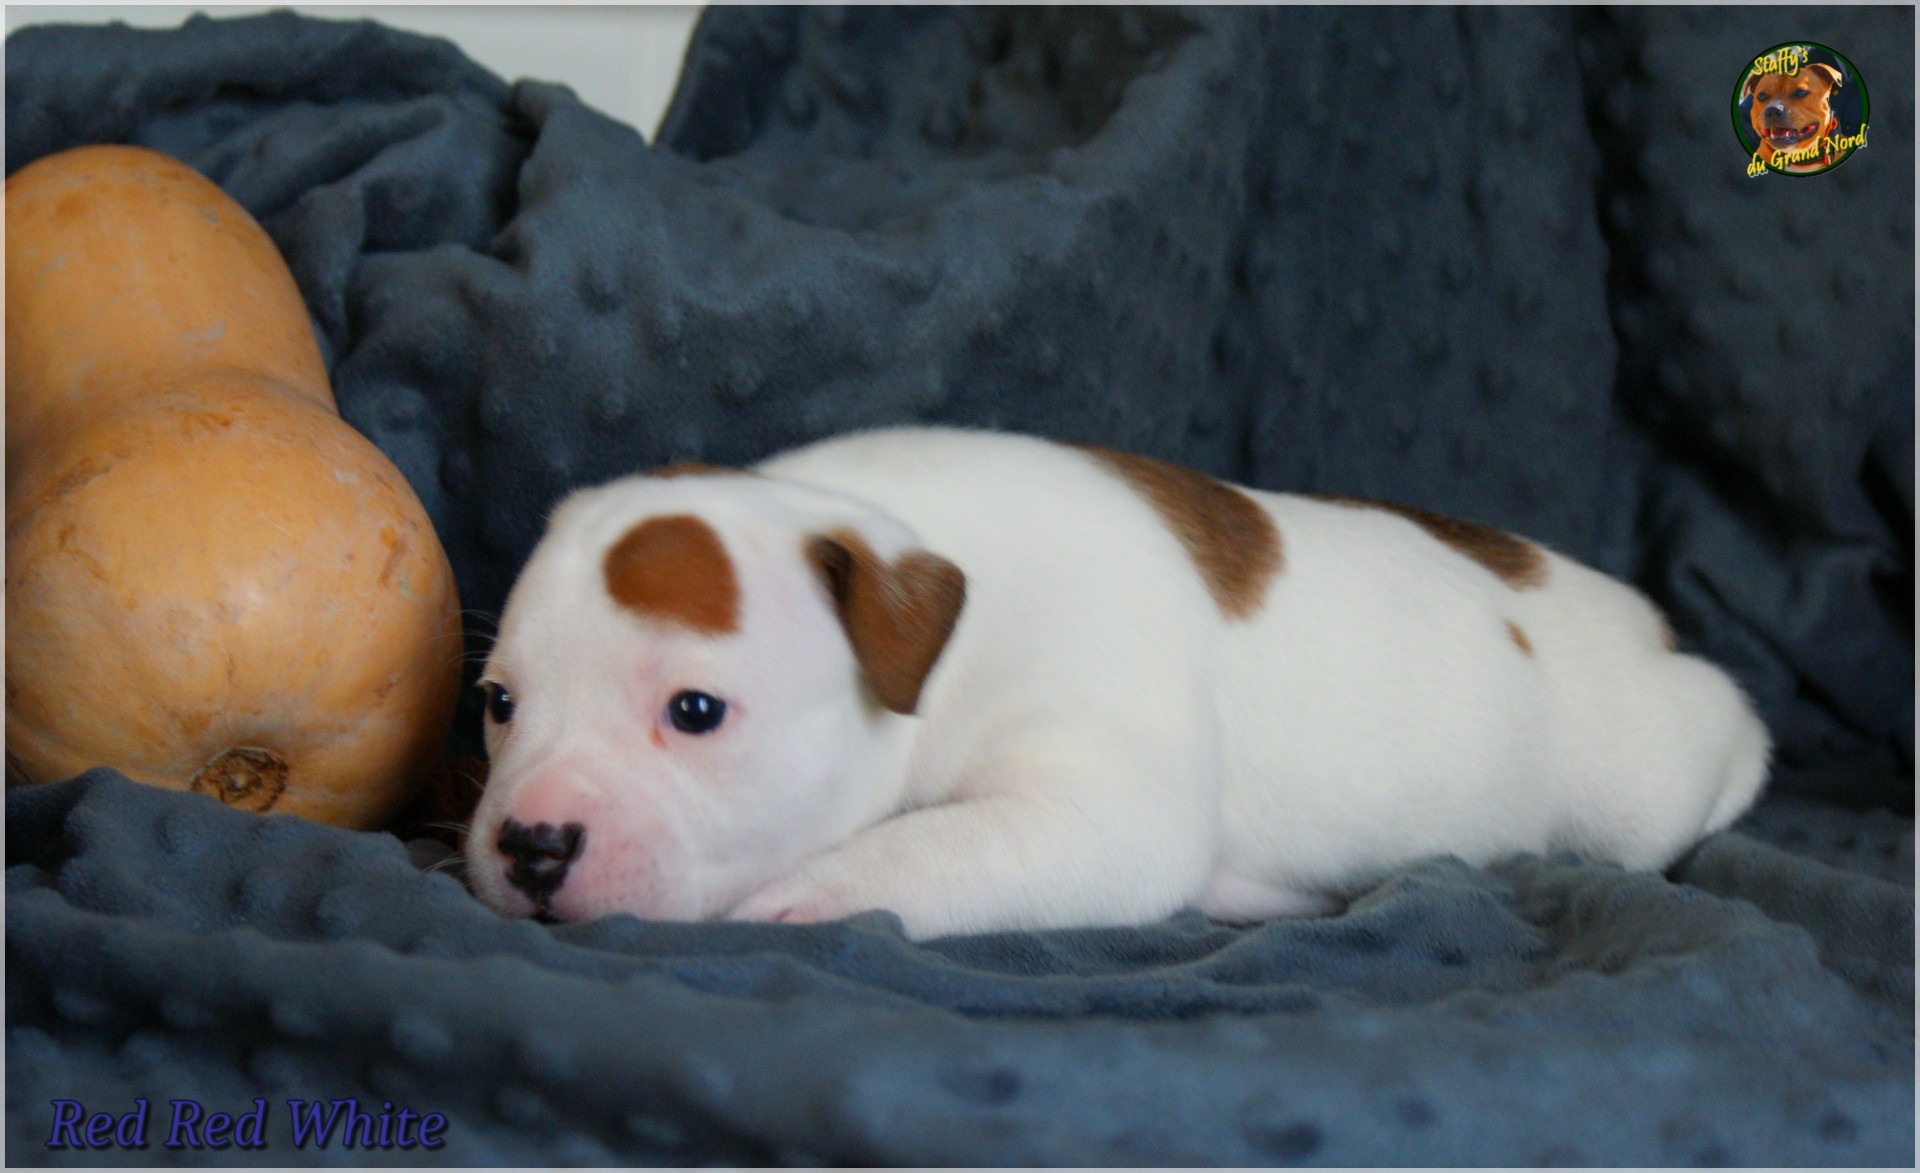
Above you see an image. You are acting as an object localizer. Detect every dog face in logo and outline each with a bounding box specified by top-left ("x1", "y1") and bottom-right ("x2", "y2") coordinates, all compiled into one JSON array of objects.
[{"x1": 1746, "y1": 62, "x2": 1843, "y2": 170}]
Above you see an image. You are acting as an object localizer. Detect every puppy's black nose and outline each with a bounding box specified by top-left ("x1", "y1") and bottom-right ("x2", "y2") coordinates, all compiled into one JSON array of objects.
[{"x1": 497, "y1": 818, "x2": 585, "y2": 905}]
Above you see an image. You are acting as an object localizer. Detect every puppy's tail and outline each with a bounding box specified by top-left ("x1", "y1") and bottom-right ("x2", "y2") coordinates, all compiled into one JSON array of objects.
[{"x1": 1697, "y1": 668, "x2": 1772, "y2": 837}]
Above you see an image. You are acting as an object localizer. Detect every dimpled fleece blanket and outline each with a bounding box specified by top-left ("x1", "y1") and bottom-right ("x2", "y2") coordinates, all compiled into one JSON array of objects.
[{"x1": 5, "y1": 6, "x2": 1913, "y2": 1166}]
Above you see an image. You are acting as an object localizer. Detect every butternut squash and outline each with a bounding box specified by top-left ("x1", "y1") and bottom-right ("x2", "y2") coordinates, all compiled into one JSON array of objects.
[{"x1": 6, "y1": 145, "x2": 462, "y2": 829}]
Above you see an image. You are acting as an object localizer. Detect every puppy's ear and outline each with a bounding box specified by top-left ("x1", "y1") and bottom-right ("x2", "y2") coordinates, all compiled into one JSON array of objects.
[
  {"x1": 807, "y1": 530, "x2": 965, "y2": 715},
  {"x1": 1806, "y1": 62, "x2": 1842, "y2": 90}
]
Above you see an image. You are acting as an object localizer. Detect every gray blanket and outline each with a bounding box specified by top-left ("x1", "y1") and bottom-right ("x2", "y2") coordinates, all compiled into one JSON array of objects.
[
  {"x1": 6, "y1": 770, "x2": 1913, "y2": 1165},
  {"x1": 5, "y1": 6, "x2": 1912, "y2": 1165}
]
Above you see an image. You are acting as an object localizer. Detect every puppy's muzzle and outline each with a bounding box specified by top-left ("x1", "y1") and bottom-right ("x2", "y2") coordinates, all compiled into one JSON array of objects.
[{"x1": 497, "y1": 818, "x2": 586, "y2": 908}]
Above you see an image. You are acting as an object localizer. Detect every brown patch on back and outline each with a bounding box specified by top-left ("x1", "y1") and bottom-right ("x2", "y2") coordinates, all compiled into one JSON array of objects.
[
  {"x1": 604, "y1": 514, "x2": 741, "y2": 635},
  {"x1": 1506, "y1": 621, "x2": 1533, "y2": 656},
  {"x1": 1080, "y1": 447, "x2": 1282, "y2": 620},
  {"x1": 809, "y1": 529, "x2": 966, "y2": 715},
  {"x1": 1313, "y1": 495, "x2": 1546, "y2": 590}
]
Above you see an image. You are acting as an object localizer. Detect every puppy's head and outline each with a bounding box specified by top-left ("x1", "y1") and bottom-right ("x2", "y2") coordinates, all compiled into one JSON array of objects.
[
  {"x1": 464, "y1": 469, "x2": 964, "y2": 923},
  {"x1": 1746, "y1": 63, "x2": 1842, "y2": 155}
]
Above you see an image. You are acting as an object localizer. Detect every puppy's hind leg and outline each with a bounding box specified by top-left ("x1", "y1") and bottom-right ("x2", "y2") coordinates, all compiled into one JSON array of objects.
[{"x1": 1586, "y1": 652, "x2": 1773, "y2": 871}]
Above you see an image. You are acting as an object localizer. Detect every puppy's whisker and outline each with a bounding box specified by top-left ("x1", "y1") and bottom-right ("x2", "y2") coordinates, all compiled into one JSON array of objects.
[{"x1": 458, "y1": 636, "x2": 498, "y2": 664}]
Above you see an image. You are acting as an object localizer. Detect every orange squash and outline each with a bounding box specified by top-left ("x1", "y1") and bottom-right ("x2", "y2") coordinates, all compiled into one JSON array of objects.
[{"x1": 6, "y1": 145, "x2": 463, "y2": 829}]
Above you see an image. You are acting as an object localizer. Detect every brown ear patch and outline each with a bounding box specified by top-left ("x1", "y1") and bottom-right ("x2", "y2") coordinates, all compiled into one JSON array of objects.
[
  {"x1": 809, "y1": 529, "x2": 966, "y2": 715},
  {"x1": 1314, "y1": 495, "x2": 1546, "y2": 590},
  {"x1": 604, "y1": 514, "x2": 741, "y2": 635},
  {"x1": 1080, "y1": 447, "x2": 1282, "y2": 621}
]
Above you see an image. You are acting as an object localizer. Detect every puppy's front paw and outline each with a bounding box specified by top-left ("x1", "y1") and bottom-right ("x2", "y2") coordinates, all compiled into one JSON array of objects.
[{"x1": 728, "y1": 873, "x2": 852, "y2": 926}]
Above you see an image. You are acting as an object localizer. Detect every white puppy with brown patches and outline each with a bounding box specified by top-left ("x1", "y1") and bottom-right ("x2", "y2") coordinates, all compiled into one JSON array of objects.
[{"x1": 465, "y1": 427, "x2": 1770, "y2": 939}]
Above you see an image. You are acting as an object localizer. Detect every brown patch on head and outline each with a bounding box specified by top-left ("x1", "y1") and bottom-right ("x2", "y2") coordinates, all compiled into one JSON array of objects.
[
  {"x1": 1657, "y1": 614, "x2": 1677, "y2": 652},
  {"x1": 808, "y1": 530, "x2": 966, "y2": 715},
  {"x1": 1079, "y1": 447, "x2": 1282, "y2": 620},
  {"x1": 1314, "y1": 495, "x2": 1545, "y2": 590},
  {"x1": 1506, "y1": 621, "x2": 1533, "y2": 656},
  {"x1": 604, "y1": 514, "x2": 741, "y2": 635}
]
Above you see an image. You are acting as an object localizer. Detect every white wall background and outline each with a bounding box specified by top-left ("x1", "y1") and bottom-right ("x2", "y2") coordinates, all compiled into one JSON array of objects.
[{"x1": 4, "y1": 5, "x2": 706, "y2": 142}]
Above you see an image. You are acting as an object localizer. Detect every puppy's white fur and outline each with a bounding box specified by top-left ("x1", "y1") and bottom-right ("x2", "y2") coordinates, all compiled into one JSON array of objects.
[{"x1": 467, "y1": 427, "x2": 1770, "y2": 938}]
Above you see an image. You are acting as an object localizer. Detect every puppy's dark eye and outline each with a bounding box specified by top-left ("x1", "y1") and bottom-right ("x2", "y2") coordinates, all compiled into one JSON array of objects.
[
  {"x1": 1794, "y1": 88, "x2": 1809, "y2": 98},
  {"x1": 667, "y1": 691, "x2": 727, "y2": 735},
  {"x1": 480, "y1": 682, "x2": 515, "y2": 724}
]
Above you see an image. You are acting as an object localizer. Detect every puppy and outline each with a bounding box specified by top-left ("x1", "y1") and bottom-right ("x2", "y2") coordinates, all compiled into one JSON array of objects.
[
  {"x1": 1747, "y1": 62, "x2": 1844, "y2": 171},
  {"x1": 465, "y1": 428, "x2": 1770, "y2": 939}
]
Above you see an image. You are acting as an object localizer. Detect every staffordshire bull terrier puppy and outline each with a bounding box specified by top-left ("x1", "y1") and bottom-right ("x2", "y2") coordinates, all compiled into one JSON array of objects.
[
  {"x1": 1747, "y1": 61, "x2": 1844, "y2": 171},
  {"x1": 466, "y1": 427, "x2": 1770, "y2": 939}
]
